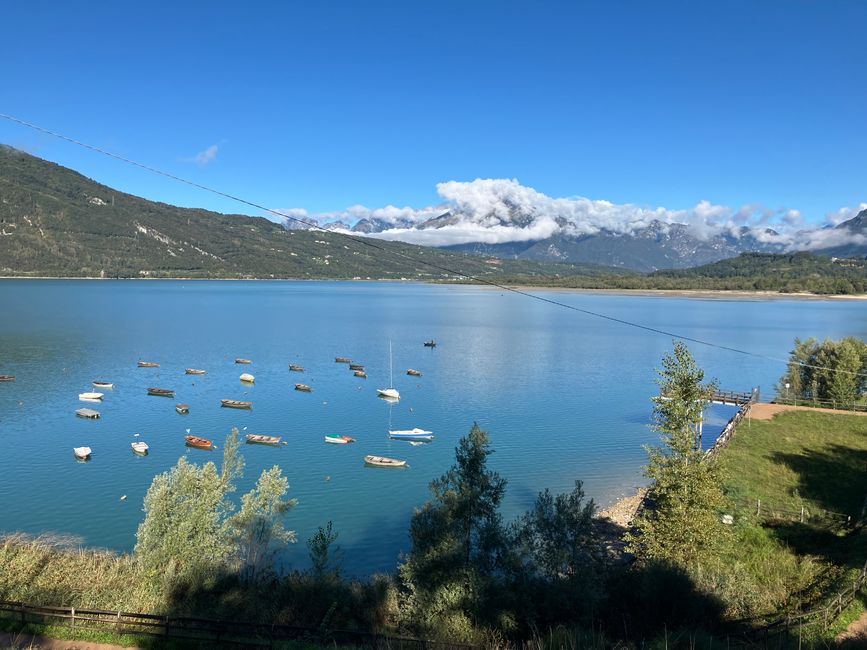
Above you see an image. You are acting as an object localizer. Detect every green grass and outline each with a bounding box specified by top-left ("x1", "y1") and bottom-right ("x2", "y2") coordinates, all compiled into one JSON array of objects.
[{"x1": 722, "y1": 410, "x2": 867, "y2": 519}]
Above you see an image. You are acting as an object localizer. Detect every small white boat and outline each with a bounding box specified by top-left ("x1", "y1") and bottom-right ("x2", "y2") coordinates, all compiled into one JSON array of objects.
[
  {"x1": 325, "y1": 434, "x2": 355, "y2": 444},
  {"x1": 131, "y1": 441, "x2": 149, "y2": 455},
  {"x1": 377, "y1": 341, "x2": 400, "y2": 400},
  {"x1": 239, "y1": 373, "x2": 255, "y2": 383},
  {"x1": 364, "y1": 455, "x2": 407, "y2": 468},
  {"x1": 73, "y1": 446, "x2": 92, "y2": 460},
  {"x1": 92, "y1": 381, "x2": 113, "y2": 389},
  {"x1": 79, "y1": 392, "x2": 104, "y2": 401},
  {"x1": 389, "y1": 428, "x2": 434, "y2": 441}
]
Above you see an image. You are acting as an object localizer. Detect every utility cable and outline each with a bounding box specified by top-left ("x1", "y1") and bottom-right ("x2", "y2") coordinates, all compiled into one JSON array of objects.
[{"x1": 2, "y1": 112, "x2": 864, "y2": 379}]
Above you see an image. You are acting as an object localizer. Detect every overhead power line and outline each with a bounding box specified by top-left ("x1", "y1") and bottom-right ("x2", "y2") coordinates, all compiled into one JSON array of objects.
[{"x1": 2, "y1": 112, "x2": 864, "y2": 379}]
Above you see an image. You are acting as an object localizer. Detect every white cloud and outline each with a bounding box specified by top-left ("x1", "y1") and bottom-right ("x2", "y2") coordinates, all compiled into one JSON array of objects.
[
  {"x1": 271, "y1": 179, "x2": 867, "y2": 251},
  {"x1": 185, "y1": 144, "x2": 219, "y2": 166}
]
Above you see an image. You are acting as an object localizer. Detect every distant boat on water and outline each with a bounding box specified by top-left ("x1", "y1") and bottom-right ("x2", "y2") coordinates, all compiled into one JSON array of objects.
[
  {"x1": 245, "y1": 434, "x2": 282, "y2": 445},
  {"x1": 131, "y1": 441, "x2": 149, "y2": 455},
  {"x1": 79, "y1": 392, "x2": 104, "y2": 401},
  {"x1": 92, "y1": 380, "x2": 113, "y2": 389},
  {"x1": 325, "y1": 434, "x2": 355, "y2": 444},
  {"x1": 147, "y1": 387, "x2": 175, "y2": 397},
  {"x1": 295, "y1": 383, "x2": 313, "y2": 392},
  {"x1": 137, "y1": 361, "x2": 159, "y2": 368},
  {"x1": 235, "y1": 358, "x2": 253, "y2": 365},
  {"x1": 423, "y1": 340, "x2": 436, "y2": 347},
  {"x1": 335, "y1": 356, "x2": 351, "y2": 363},
  {"x1": 377, "y1": 341, "x2": 400, "y2": 400},
  {"x1": 185, "y1": 435, "x2": 213, "y2": 449},
  {"x1": 239, "y1": 373, "x2": 255, "y2": 383},
  {"x1": 406, "y1": 369, "x2": 422, "y2": 377},
  {"x1": 0, "y1": 375, "x2": 15, "y2": 382},
  {"x1": 175, "y1": 403, "x2": 189, "y2": 414},
  {"x1": 389, "y1": 428, "x2": 434, "y2": 441},
  {"x1": 364, "y1": 455, "x2": 406, "y2": 468},
  {"x1": 289, "y1": 364, "x2": 305, "y2": 372},
  {"x1": 75, "y1": 408, "x2": 100, "y2": 419},
  {"x1": 354, "y1": 370, "x2": 367, "y2": 378},
  {"x1": 73, "y1": 446, "x2": 92, "y2": 460},
  {"x1": 185, "y1": 368, "x2": 207, "y2": 375},
  {"x1": 349, "y1": 364, "x2": 365, "y2": 371},
  {"x1": 221, "y1": 399, "x2": 252, "y2": 409}
]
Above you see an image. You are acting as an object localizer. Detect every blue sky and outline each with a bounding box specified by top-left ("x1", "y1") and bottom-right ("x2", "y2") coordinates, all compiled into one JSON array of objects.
[{"x1": 2, "y1": 1, "x2": 865, "y2": 229}]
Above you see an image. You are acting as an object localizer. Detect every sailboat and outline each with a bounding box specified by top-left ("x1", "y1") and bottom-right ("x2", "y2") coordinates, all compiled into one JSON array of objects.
[{"x1": 377, "y1": 341, "x2": 400, "y2": 400}]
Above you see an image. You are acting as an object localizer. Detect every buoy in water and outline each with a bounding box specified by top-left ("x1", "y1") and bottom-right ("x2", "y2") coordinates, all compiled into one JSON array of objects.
[{"x1": 120, "y1": 495, "x2": 127, "y2": 501}]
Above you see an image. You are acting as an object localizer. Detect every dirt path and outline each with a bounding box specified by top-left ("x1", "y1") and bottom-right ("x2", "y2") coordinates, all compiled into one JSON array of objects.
[
  {"x1": 0, "y1": 632, "x2": 138, "y2": 650},
  {"x1": 837, "y1": 610, "x2": 867, "y2": 647},
  {"x1": 749, "y1": 403, "x2": 867, "y2": 421}
]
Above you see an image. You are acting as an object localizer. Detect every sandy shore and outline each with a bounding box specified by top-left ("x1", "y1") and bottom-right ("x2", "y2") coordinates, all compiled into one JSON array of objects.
[{"x1": 506, "y1": 285, "x2": 867, "y2": 301}]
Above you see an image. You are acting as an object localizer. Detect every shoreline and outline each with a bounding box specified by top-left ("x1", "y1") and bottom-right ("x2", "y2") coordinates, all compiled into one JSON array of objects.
[{"x1": 0, "y1": 276, "x2": 864, "y2": 300}]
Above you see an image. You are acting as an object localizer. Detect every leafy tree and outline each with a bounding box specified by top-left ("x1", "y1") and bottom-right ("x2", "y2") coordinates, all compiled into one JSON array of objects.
[
  {"x1": 626, "y1": 342, "x2": 729, "y2": 566},
  {"x1": 307, "y1": 520, "x2": 341, "y2": 579},
  {"x1": 515, "y1": 481, "x2": 597, "y2": 580},
  {"x1": 399, "y1": 423, "x2": 508, "y2": 635},
  {"x1": 778, "y1": 336, "x2": 867, "y2": 405},
  {"x1": 230, "y1": 466, "x2": 297, "y2": 579}
]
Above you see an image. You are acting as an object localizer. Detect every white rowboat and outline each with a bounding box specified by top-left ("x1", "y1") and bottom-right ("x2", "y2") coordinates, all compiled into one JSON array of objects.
[
  {"x1": 79, "y1": 392, "x2": 104, "y2": 401},
  {"x1": 131, "y1": 441, "x2": 149, "y2": 454},
  {"x1": 73, "y1": 446, "x2": 92, "y2": 460}
]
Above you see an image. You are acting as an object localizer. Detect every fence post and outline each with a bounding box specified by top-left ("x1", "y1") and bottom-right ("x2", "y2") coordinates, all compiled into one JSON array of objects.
[
  {"x1": 757, "y1": 499, "x2": 761, "y2": 517},
  {"x1": 800, "y1": 506, "x2": 804, "y2": 523},
  {"x1": 164, "y1": 616, "x2": 170, "y2": 639},
  {"x1": 71, "y1": 607, "x2": 75, "y2": 631},
  {"x1": 116, "y1": 610, "x2": 121, "y2": 634},
  {"x1": 19, "y1": 602, "x2": 25, "y2": 625}
]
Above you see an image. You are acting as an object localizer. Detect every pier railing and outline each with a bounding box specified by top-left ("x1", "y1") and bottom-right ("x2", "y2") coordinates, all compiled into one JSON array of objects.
[{"x1": 0, "y1": 600, "x2": 475, "y2": 649}]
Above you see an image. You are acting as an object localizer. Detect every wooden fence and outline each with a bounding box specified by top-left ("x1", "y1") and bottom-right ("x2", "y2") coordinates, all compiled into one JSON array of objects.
[
  {"x1": 748, "y1": 559, "x2": 867, "y2": 642},
  {"x1": 0, "y1": 600, "x2": 475, "y2": 649},
  {"x1": 704, "y1": 397, "x2": 754, "y2": 459},
  {"x1": 772, "y1": 394, "x2": 867, "y2": 412}
]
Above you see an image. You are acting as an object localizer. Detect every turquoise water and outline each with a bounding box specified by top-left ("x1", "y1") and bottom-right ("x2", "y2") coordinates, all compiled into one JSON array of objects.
[{"x1": 1, "y1": 280, "x2": 865, "y2": 575}]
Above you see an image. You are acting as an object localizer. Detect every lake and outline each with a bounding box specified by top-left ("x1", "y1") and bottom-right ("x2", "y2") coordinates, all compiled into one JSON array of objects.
[{"x1": 0, "y1": 280, "x2": 865, "y2": 575}]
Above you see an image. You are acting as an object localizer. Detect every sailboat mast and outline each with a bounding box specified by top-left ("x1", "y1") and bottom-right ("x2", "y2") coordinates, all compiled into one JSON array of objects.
[{"x1": 389, "y1": 340, "x2": 393, "y2": 387}]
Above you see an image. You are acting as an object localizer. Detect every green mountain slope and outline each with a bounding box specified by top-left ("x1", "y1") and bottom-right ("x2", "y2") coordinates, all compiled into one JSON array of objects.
[{"x1": 0, "y1": 145, "x2": 620, "y2": 280}]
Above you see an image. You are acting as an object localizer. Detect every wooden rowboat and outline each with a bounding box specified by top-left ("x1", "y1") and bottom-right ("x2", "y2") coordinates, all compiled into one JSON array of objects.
[
  {"x1": 235, "y1": 358, "x2": 253, "y2": 365},
  {"x1": 75, "y1": 408, "x2": 100, "y2": 419},
  {"x1": 325, "y1": 434, "x2": 355, "y2": 444},
  {"x1": 406, "y1": 369, "x2": 423, "y2": 377},
  {"x1": 92, "y1": 380, "x2": 113, "y2": 389},
  {"x1": 289, "y1": 364, "x2": 305, "y2": 372},
  {"x1": 221, "y1": 399, "x2": 252, "y2": 409},
  {"x1": 0, "y1": 375, "x2": 15, "y2": 382},
  {"x1": 131, "y1": 441, "x2": 149, "y2": 455},
  {"x1": 245, "y1": 434, "x2": 282, "y2": 445},
  {"x1": 147, "y1": 387, "x2": 175, "y2": 397},
  {"x1": 138, "y1": 361, "x2": 159, "y2": 368},
  {"x1": 349, "y1": 364, "x2": 365, "y2": 371},
  {"x1": 354, "y1": 370, "x2": 367, "y2": 379},
  {"x1": 364, "y1": 455, "x2": 407, "y2": 468},
  {"x1": 185, "y1": 368, "x2": 207, "y2": 375},
  {"x1": 185, "y1": 435, "x2": 213, "y2": 449},
  {"x1": 335, "y1": 357, "x2": 351, "y2": 363},
  {"x1": 294, "y1": 383, "x2": 313, "y2": 392},
  {"x1": 175, "y1": 403, "x2": 189, "y2": 414}
]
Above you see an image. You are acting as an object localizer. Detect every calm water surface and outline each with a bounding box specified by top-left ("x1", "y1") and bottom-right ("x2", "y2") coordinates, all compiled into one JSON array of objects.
[{"x1": 1, "y1": 280, "x2": 865, "y2": 574}]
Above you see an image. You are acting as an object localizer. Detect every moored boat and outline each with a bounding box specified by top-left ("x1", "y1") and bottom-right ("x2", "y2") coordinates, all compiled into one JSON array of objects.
[
  {"x1": 335, "y1": 356, "x2": 351, "y2": 363},
  {"x1": 131, "y1": 441, "x2": 149, "y2": 455},
  {"x1": 423, "y1": 340, "x2": 436, "y2": 347},
  {"x1": 79, "y1": 392, "x2": 104, "y2": 401},
  {"x1": 75, "y1": 408, "x2": 100, "y2": 419},
  {"x1": 73, "y1": 446, "x2": 92, "y2": 460},
  {"x1": 147, "y1": 387, "x2": 175, "y2": 397},
  {"x1": 294, "y1": 383, "x2": 313, "y2": 392},
  {"x1": 185, "y1": 435, "x2": 213, "y2": 449},
  {"x1": 389, "y1": 428, "x2": 434, "y2": 441},
  {"x1": 245, "y1": 434, "x2": 282, "y2": 445},
  {"x1": 364, "y1": 455, "x2": 407, "y2": 467},
  {"x1": 354, "y1": 370, "x2": 367, "y2": 378},
  {"x1": 239, "y1": 373, "x2": 255, "y2": 383},
  {"x1": 289, "y1": 364, "x2": 305, "y2": 372},
  {"x1": 138, "y1": 361, "x2": 159, "y2": 368},
  {"x1": 175, "y1": 403, "x2": 190, "y2": 414},
  {"x1": 377, "y1": 341, "x2": 400, "y2": 400},
  {"x1": 92, "y1": 380, "x2": 113, "y2": 389},
  {"x1": 235, "y1": 358, "x2": 253, "y2": 365},
  {"x1": 406, "y1": 369, "x2": 422, "y2": 377},
  {"x1": 221, "y1": 399, "x2": 252, "y2": 409},
  {"x1": 325, "y1": 434, "x2": 355, "y2": 444},
  {"x1": 185, "y1": 368, "x2": 207, "y2": 375},
  {"x1": 349, "y1": 363, "x2": 365, "y2": 371},
  {"x1": 0, "y1": 375, "x2": 15, "y2": 382}
]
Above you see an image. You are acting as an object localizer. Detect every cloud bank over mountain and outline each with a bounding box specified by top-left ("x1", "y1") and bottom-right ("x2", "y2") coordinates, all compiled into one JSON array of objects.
[{"x1": 272, "y1": 179, "x2": 866, "y2": 252}]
